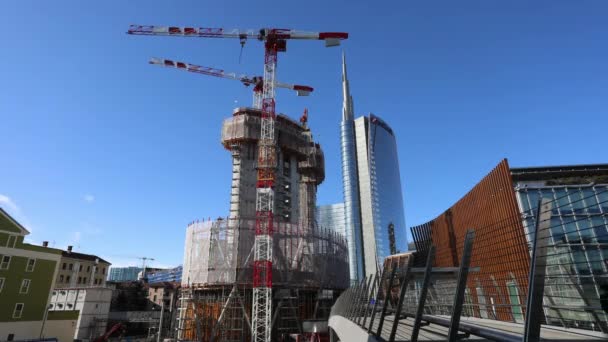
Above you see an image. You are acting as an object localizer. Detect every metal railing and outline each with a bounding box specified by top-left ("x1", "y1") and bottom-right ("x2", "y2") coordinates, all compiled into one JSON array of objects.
[{"x1": 330, "y1": 192, "x2": 608, "y2": 341}]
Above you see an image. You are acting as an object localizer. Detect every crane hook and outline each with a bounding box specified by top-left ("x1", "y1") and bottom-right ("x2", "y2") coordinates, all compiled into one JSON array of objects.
[{"x1": 239, "y1": 34, "x2": 247, "y2": 63}]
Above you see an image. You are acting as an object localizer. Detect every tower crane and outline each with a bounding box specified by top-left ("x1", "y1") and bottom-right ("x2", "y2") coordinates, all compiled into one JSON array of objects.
[
  {"x1": 149, "y1": 57, "x2": 313, "y2": 109},
  {"x1": 139, "y1": 257, "x2": 155, "y2": 278},
  {"x1": 128, "y1": 25, "x2": 347, "y2": 342}
]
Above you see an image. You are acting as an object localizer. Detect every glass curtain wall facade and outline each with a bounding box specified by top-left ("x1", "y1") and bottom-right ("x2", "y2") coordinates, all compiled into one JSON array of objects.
[
  {"x1": 108, "y1": 266, "x2": 142, "y2": 282},
  {"x1": 148, "y1": 266, "x2": 183, "y2": 284},
  {"x1": 340, "y1": 53, "x2": 364, "y2": 283},
  {"x1": 515, "y1": 181, "x2": 608, "y2": 331},
  {"x1": 367, "y1": 115, "x2": 408, "y2": 260},
  {"x1": 340, "y1": 53, "x2": 408, "y2": 281},
  {"x1": 355, "y1": 115, "x2": 407, "y2": 276},
  {"x1": 316, "y1": 203, "x2": 347, "y2": 238}
]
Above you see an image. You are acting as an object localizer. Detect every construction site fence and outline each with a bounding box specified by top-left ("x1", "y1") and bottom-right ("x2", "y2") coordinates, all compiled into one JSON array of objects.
[{"x1": 183, "y1": 217, "x2": 350, "y2": 290}]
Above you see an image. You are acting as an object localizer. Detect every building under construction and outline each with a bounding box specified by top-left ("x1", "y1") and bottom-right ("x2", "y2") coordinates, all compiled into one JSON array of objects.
[{"x1": 178, "y1": 107, "x2": 350, "y2": 341}]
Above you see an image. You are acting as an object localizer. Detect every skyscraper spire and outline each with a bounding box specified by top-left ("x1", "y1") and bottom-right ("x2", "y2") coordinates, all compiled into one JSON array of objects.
[
  {"x1": 342, "y1": 51, "x2": 354, "y2": 122},
  {"x1": 340, "y1": 51, "x2": 364, "y2": 283}
]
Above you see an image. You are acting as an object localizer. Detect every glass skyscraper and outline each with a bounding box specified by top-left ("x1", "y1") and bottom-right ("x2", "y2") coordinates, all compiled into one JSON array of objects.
[
  {"x1": 316, "y1": 203, "x2": 347, "y2": 238},
  {"x1": 340, "y1": 53, "x2": 407, "y2": 281}
]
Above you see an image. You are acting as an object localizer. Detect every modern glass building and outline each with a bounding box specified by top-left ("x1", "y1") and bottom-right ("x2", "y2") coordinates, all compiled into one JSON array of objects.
[
  {"x1": 108, "y1": 266, "x2": 142, "y2": 282},
  {"x1": 411, "y1": 160, "x2": 608, "y2": 332},
  {"x1": 512, "y1": 164, "x2": 608, "y2": 331},
  {"x1": 340, "y1": 53, "x2": 408, "y2": 281},
  {"x1": 316, "y1": 203, "x2": 346, "y2": 238},
  {"x1": 354, "y1": 115, "x2": 408, "y2": 276},
  {"x1": 147, "y1": 266, "x2": 183, "y2": 284},
  {"x1": 340, "y1": 53, "x2": 364, "y2": 282}
]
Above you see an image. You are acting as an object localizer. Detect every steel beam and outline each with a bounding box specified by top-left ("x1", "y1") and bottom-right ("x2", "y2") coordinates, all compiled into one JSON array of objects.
[
  {"x1": 411, "y1": 245, "x2": 436, "y2": 342},
  {"x1": 524, "y1": 198, "x2": 552, "y2": 341},
  {"x1": 447, "y1": 229, "x2": 475, "y2": 341}
]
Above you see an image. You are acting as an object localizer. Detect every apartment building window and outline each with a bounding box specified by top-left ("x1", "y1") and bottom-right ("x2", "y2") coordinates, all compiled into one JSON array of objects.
[
  {"x1": 66, "y1": 276, "x2": 71, "y2": 283},
  {"x1": 1, "y1": 256, "x2": 11, "y2": 270},
  {"x1": 20, "y1": 279, "x2": 31, "y2": 294},
  {"x1": 79, "y1": 265, "x2": 83, "y2": 272},
  {"x1": 13, "y1": 303, "x2": 24, "y2": 318},
  {"x1": 59, "y1": 275, "x2": 64, "y2": 283},
  {"x1": 0, "y1": 277, "x2": 5, "y2": 293},
  {"x1": 94, "y1": 279, "x2": 97, "y2": 285},
  {"x1": 68, "y1": 263, "x2": 73, "y2": 271},
  {"x1": 62, "y1": 263, "x2": 67, "y2": 270},
  {"x1": 102, "y1": 267, "x2": 106, "y2": 275},
  {"x1": 83, "y1": 277, "x2": 87, "y2": 284},
  {"x1": 26, "y1": 259, "x2": 36, "y2": 272},
  {"x1": 7, "y1": 235, "x2": 16, "y2": 248},
  {"x1": 87, "y1": 266, "x2": 90, "y2": 272},
  {"x1": 78, "y1": 277, "x2": 82, "y2": 284}
]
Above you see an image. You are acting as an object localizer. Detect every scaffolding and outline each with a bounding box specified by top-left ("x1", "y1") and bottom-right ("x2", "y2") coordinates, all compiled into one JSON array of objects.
[{"x1": 178, "y1": 217, "x2": 349, "y2": 341}]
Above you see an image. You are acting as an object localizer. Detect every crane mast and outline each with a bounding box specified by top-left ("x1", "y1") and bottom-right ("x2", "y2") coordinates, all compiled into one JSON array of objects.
[{"x1": 128, "y1": 25, "x2": 347, "y2": 342}]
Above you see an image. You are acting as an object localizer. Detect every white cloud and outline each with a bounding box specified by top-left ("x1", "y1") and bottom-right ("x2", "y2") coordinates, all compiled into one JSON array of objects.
[
  {"x1": 0, "y1": 194, "x2": 20, "y2": 214},
  {"x1": 83, "y1": 194, "x2": 95, "y2": 203},
  {"x1": 0, "y1": 194, "x2": 33, "y2": 232}
]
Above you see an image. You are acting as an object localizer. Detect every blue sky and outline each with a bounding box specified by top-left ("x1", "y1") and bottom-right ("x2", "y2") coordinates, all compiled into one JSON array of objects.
[{"x1": 1, "y1": 1, "x2": 607, "y2": 268}]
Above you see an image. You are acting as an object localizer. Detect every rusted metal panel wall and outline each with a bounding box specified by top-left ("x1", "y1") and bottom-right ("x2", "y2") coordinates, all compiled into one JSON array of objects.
[{"x1": 411, "y1": 159, "x2": 530, "y2": 322}]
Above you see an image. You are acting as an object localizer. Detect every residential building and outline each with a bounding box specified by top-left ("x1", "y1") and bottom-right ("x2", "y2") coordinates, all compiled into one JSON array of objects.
[
  {"x1": 410, "y1": 159, "x2": 608, "y2": 332},
  {"x1": 340, "y1": 53, "x2": 408, "y2": 281},
  {"x1": 48, "y1": 287, "x2": 113, "y2": 341},
  {"x1": 0, "y1": 208, "x2": 62, "y2": 341},
  {"x1": 55, "y1": 247, "x2": 111, "y2": 288},
  {"x1": 147, "y1": 282, "x2": 180, "y2": 337},
  {"x1": 147, "y1": 266, "x2": 182, "y2": 284},
  {"x1": 316, "y1": 203, "x2": 347, "y2": 238},
  {"x1": 108, "y1": 266, "x2": 142, "y2": 282}
]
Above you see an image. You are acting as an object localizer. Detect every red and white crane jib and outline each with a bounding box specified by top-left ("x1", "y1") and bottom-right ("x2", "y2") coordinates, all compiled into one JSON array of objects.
[
  {"x1": 127, "y1": 25, "x2": 348, "y2": 46},
  {"x1": 148, "y1": 57, "x2": 313, "y2": 96}
]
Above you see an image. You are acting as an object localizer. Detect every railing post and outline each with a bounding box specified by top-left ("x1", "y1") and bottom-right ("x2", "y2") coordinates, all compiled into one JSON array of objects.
[
  {"x1": 368, "y1": 268, "x2": 388, "y2": 333},
  {"x1": 345, "y1": 282, "x2": 357, "y2": 319},
  {"x1": 411, "y1": 245, "x2": 435, "y2": 342},
  {"x1": 356, "y1": 276, "x2": 374, "y2": 325},
  {"x1": 349, "y1": 277, "x2": 366, "y2": 320},
  {"x1": 389, "y1": 257, "x2": 413, "y2": 342},
  {"x1": 447, "y1": 229, "x2": 475, "y2": 341},
  {"x1": 376, "y1": 264, "x2": 397, "y2": 337},
  {"x1": 524, "y1": 198, "x2": 552, "y2": 342},
  {"x1": 361, "y1": 272, "x2": 379, "y2": 329}
]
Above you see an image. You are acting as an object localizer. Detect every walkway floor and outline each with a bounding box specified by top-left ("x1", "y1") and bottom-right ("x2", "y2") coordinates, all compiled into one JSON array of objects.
[{"x1": 357, "y1": 315, "x2": 607, "y2": 341}]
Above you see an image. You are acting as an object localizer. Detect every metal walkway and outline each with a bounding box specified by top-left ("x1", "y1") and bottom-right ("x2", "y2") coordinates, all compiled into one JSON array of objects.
[{"x1": 329, "y1": 198, "x2": 608, "y2": 341}]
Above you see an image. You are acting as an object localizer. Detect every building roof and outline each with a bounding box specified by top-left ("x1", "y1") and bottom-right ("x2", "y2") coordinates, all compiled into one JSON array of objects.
[
  {"x1": 62, "y1": 250, "x2": 111, "y2": 265},
  {"x1": 148, "y1": 281, "x2": 180, "y2": 289},
  {"x1": 0, "y1": 207, "x2": 30, "y2": 235},
  {"x1": 511, "y1": 163, "x2": 608, "y2": 181}
]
